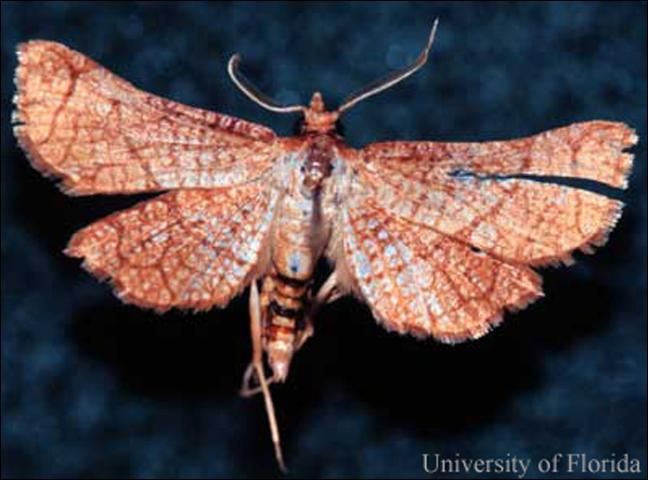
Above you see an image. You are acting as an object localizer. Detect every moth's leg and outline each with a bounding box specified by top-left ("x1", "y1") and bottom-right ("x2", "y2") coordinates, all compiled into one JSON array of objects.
[
  {"x1": 313, "y1": 271, "x2": 342, "y2": 306},
  {"x1": 296, "y1": 272, "x2": 341, "y2": 350},
  {"x1": 241, "y1": 280, "x2": 286, "y2": 472},
  {"x1": 294, "y1": 319, "x2": 314, "y2": 351},
  {"x1": 241, "y1": 366, "x2": 278, "y2": 397},
  {"x1": 312, "y1": 271, "x2": 341, "y2": 314},
  {"x1": 241, "y1": 280, "x2": 276, "y2": 397},
  {"x1": 241, "y1": 282, "x2": 262, "y2": 397},
  {"x1": 240, "y1": 364, "x2": 263, "y2": 396}
]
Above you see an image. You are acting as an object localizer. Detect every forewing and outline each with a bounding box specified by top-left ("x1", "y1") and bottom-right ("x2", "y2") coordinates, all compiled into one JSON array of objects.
[
  {"x1": 13, "y1": 40, "x2": 279, "y2": 195},
  {"x1": 363, "y1": 121, "x2": 637, "y2": 188},
  {"x1": 66, "y1": 182, "x2": 278, "y2": 311},
  {"x1": 340, "y1": 196, "x2": 542, "y2": 343},
  {"x1": 351, "y1": 121, "x2": 637, "y2": 266}
]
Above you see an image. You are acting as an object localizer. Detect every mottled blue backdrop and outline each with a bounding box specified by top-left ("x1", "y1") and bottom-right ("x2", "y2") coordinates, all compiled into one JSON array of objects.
[{"x1": 1, "y1": 2, "x2": 646, "y2": 479}]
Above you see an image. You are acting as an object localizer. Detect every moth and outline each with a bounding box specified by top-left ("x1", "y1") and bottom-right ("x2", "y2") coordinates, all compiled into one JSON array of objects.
[{"x1": 13, "y1": 20, "x2": 637, "y2": 471}]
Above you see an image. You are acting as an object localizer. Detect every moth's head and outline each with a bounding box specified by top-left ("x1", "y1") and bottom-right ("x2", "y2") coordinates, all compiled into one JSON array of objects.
[
  {"x1": 227, "y1": 19, "x2": 439, "y2": 135},
  {"x1": 301, "y1": 92, "x2": 339, "y2": 134}
]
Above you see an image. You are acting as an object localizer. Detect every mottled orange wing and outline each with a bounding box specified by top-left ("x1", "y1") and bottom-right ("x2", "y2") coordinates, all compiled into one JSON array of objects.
[
  {"x1": 66, "y1": 183, "x2": 278, "y2": 311},
  {"x1": 13, "y1": 40, "x2": 279, "y2": 195},
  {"x1": 340, "y1": 196, "x2": 542, "y2": 343},
  {"x1": 338, "y1": 121, "x2": 636, "y2": 341},
  {"x1": 363, "y1": 121, "x2": 637, "y2": 188},
  {"x1": 350, "y1": 121, "x2": 637, "y2": 266}
]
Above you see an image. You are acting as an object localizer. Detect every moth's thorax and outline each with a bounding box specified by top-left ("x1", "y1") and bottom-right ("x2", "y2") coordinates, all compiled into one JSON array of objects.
[{"x1": 301, "y1": 134, "x2": 336, "y2": 192}]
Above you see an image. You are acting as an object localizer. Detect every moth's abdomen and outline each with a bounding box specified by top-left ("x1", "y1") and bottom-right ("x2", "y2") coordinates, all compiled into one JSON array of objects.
[
  {"x1": 261, "y1": 272, "x2": 309, "y2": 381},
  {"x1": 266, "y1": 199, "x2": 314, "y2": 379}
]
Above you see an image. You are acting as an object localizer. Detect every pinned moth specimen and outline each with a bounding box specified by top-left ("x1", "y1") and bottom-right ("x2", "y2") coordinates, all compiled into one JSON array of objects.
[{"x1": 13, "y1": 20, "x2": 637, "y2": 471}]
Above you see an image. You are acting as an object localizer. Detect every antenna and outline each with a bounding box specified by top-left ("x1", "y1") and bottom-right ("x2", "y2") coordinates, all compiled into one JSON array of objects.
[
  {"x1": 228, "y1": 54, "x2": 305, "y2": 114},
  {"x1": 337, "y1": 19, "x2": 439, "y2": 113}
]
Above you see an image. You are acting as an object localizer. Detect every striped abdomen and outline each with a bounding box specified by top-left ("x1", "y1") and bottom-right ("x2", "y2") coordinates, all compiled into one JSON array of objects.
[{"x1": 261, "y1": 271, "x2": 309, "y2": 381}]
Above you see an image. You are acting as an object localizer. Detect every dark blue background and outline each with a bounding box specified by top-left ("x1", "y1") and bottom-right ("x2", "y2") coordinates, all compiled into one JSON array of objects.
[{"x1": 1, "y1": 2, "x2": 646, "y2": 478}]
